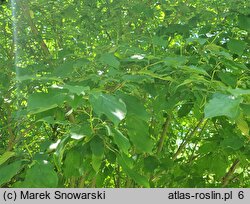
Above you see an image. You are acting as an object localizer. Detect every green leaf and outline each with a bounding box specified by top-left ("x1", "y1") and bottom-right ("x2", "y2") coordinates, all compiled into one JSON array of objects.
[
  {"x1": 204, "y1": 93, "x2": 242, "y2": 119},
  {"x1": 221, "y1": 135, "x2": 244, "y2": 150},
  {"x1": 117, "y1": 155, "x2": 149, "y2": 187},
  {"x1": 0, "y1": 161, "x2": 23, "y2": 187},
  {"x1": 177, "y1": 103, "x2": 193, "y2": 117},
  {"x1": 164, "y1": 56, "x2": 187, "y2": 67},
  {"x1": 197, "y1": 154, "x2": 227, "y2": 178},
  {"x1": 53, "y1": 61, "x2": 75, "y2": 77},
  {"x1": 91, "y1": 156, "x2": 102, "y2": 172},
  {"x1": 63, "y1": 148, "x2": 83, "y2": 178},
  {"x1": 144, "y1": 156, "x2": 159, "y2": 173},
  {"x1": 0, "y1": 151, "x2": 15, "y2": 166},
  {"x1": 122, "y1": 74, "x2": 153, "y2": 83},
  {"x1": 152, "y1": 36, "x2": 167, "y2": 47},
  {"x1": 63, "y1": 5, "x2": 77, "y2": 19},
  {"x1": 238, "y1": 15, "x2": 250, "y2": 31},
  {"x1": 118, "y1": 94, "x2": 150, "y2": 121},
  {"x1": 22, "y1": 161, "x2": 58, "y2": 188},
  {"x1": 182, "y1": 65, "x2": 209, "y2": 76},
  {"x1": 240, "y1": 104, "x2": 250, "y2": 118},
  {"x1": 112, "y1": 129, "x2": 131, "y2": 154},
  {"x1": 217, "y1": 72, "x2": 237, "y2": 87},
  {"x1": 227, "y1": 39, "x2": 247, "y2": 56},
  {"x1": 118, "y1": 153, "x2": 134, "y2": 169},
  {"x1": 99, "y1": 53, "x2": 120, "y2": 68},
  {"x1": 89, "y1": 92, "x2": 127, "y2": 126},
  {"x1": 126, "y1": 115, "x2": 154, "y2": 153},
  {"x1": 198, "y1": 142, "x2": 218, "y2": 154},
  {"x1": 63, "y1": 84, "x2": 90, "y2": 95},
  {"x1": 90, "y1": 136, "x2": 104, "y2": 158},
  {"x1": 90, "y1": 136, "x2": 104, "y2": 172},
  {"x1": 210, "y1": 156, "x2": 228, "y2": 178},
  {"x1": 53, "y1": 136, "x2": 71, "y2": 171},
  {"x1": 27, "y1": 91, "x2": 66, "y2": 114},
  {"x1": 227, "y1": 88, "x2": 250, "y2": 97},
  {"x1": 236, "y1": 116, "x2": 249, "y2": 136}
]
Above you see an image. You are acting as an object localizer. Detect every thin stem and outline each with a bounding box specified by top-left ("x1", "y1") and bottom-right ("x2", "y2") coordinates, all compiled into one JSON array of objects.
[
  {"x1": 172, "y1": 118, "x2": 204, "y2": 160},
  {"x1": 157, "y1": 115, "x2": 171, "y2": 154},
  {"x1": 19, "y1": 1, "x2": 50, "y2": 57},
  {"x1": 221, "y1": 159, "x2": 240, "y2": 187}
]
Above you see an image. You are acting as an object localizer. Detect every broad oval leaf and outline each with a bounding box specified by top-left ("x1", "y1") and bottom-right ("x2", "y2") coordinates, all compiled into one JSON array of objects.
[
  {"x1": 89, "y1": 92, "x2": 127, "y2": 126},
  {"x1": 22, "y1": 161, "x2": 58, "y2": 188},
  {"x1": 63, "y1": 148, "x2": 83, "y2": 178},
  {"x1": 27, "y1": 90, "x2": 66, "y2": 114},
  {"x1": 126, "y1": 115, "x2": 154, "y2": 153},
  {"x1": 99, "y1": 53, "x2": 120, "y2": 68},
  {"x1": 204, "y1": 93, "x2": 242, "y2": 119},
  {"x1": 118, "y1": 94, "x2": 150, "y2": 121},
  {"x1": 90, "y1": 136, "x2": 104, "y2": 158},
  {"x1": 227, "y1": 39, "x2": 247, "y2": 56},
  {"x1": 0, "y1": 161, "x2": 23, "y2": 187}
]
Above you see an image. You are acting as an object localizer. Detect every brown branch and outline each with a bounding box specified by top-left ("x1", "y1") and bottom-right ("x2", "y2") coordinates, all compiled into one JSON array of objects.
[
  {"x1": 157, "y1": 115, "x2": 171, "y2": 154},
  {"x1": 188, "y1": 120, "x2": 208, "y2": 163},
  {"x1": 66, "y1": 107, "x2": 76, "y2": 124},
  {"x1": 78, "y1": 172, "x2": 89, "y2": 188},
  {"x1": 110, "y1": 81, "x2": 126, "y2": 93},
  {"x1": 19, "y1": 1, "x2": 50, "y2": 57},
  {"x1": 221, "y1": 159, "x2": 240, "y2": 187},
  {"x1": 172, "y1": 118, "x2": 204, "y2": 160},
  {"x1": 7, "y1": 126, "x2": 16, "y2": 151},
  {"x1": 5, "y1": 104, "x2": 16, "y2": 151}
]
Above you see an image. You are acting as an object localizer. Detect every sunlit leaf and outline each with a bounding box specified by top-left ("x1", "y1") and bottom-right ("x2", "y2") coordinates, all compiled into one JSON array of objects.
[
  {"x1": 204, "y1": 93, "x2": 242, "y2": 119},
  {"x1": 0, "y1": 151, "x2": 15, "y2": 166},
  {"x1": 90, "y1": 92, "x2": 127, "y2": 126}
]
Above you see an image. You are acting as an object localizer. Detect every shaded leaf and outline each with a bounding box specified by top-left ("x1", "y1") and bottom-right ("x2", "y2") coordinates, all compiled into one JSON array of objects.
[
  {"x1": 177, "y1": 103, "x2": 193, "y2": 117},
  {"x1": 227, "y1": 39, "x2": 247, "y2": 56},
  {"x1": 22, "y1": 161, "x2": 58, "y2": 187},
  {"x1": 99, "y1": 53, "x2": 120, "y2": 68},
  {"x1": 113, "y1": 129, "x2": 131, "y2": 154},
  {"x1": 221, "y1": 135, "x2": 244, "y2": 150},
  {"x1": 126, "y1": 115, "x2": 154, "y2": 153},
  {"x1": 63, "y1": 148, "x2": 83, "y2": 178},
  {"x1": 164, "y1": 56, "x2": 187, "y2": 67},
  {"x1": 90, "y1": 136, "x2": 104, "y2": 158},
  {"x1": 118, "y1": 94, "x2": 150, "y2": 121},
  {"x1": 91, "y1": 156, "x2": 102, "y2": 172},
  {"x1": 144, "y1": 156, "x2": 159, "y2": 173},
  {"x1": 0, "y1": 161, "x2": 23, "y2": 187},
  {"x1": 90, "y1": 136, "x2": 104, "y2": 172},
  {"x1": 238, "y1": 15, "x2": 250, "y2": 31},
  {"x1": 117, "y1": 155, "x2": 149, "y2": 187}
]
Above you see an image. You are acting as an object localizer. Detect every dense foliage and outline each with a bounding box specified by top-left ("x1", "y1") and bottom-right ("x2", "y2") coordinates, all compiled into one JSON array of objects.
[{"x1": 0, "y1": 0, "x2": 249, "y2": 188}]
